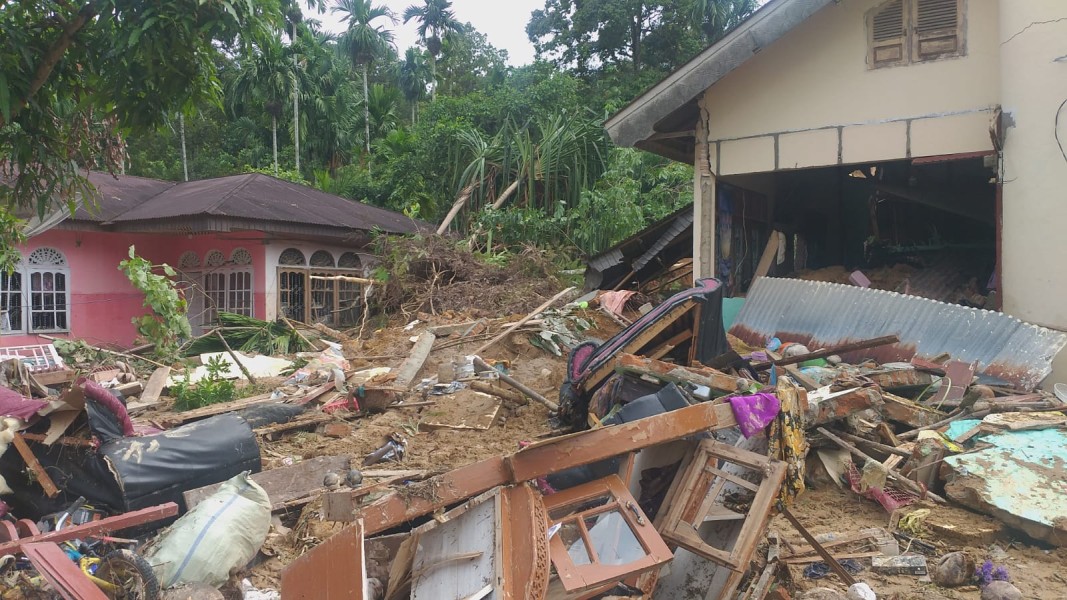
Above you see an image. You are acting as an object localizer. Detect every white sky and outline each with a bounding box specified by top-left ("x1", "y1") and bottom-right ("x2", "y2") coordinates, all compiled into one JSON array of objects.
[{"x1": 316, "y1": 0, "x2": 545, "y2": 66}]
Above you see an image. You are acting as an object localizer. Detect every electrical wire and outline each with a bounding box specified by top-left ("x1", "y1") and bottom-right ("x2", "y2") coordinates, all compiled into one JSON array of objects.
[{"x1": 1056, "y1": 97, "x2": 1067, "y2": 167}]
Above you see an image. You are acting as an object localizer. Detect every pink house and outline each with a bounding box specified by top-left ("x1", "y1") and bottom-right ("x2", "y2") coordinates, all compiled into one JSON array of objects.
[{"x1": 2, "y1": 172, "x2": 423, "y2": 348}]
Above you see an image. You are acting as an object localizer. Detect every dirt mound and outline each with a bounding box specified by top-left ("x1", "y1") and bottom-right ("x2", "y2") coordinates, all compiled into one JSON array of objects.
[{"x1": 373, "y1": 235, "x2": 564, "y2": 318}]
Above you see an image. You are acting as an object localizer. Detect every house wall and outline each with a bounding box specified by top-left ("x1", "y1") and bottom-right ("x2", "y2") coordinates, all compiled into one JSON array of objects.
[
  {"x1": 2, "y1": 229, "x2": 171, "y2": 348},
  {"x1": 701, "y1": 0, "x2": 1000, "y2": 175},
  {"x1": 997, "y1": 0, "x2": 1067, "y2": 385},
  {"x1": 157, "y1": 233, "x2": 269, "y2": 323}
]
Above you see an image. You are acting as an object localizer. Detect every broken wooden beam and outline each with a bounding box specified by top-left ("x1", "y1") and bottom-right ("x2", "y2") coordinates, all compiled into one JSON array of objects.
[
  {"x1": 255, "y1": 413, "x2": 333, "y2": 439},
  {"x1": 0, "y1": 503, "x2": 179, "y2": 555},
  {"x1": 834, "y1": 430, "x2": 911, "y2": 458},
  {"x1": 751, "y1": 335, "x2": 900, "y2": 370},
  {"x1": 881, "y1": 392, "x2": 948, "y2": 429},
  {"x1": 281, "y1": 519, "x2": 366, "y2": 600},
  {"x1": 780, "y1": 508, "x2": 856, "y2": 587},
  {"x1": 469, "y1": 380, "x2": 528, "y2": 406},
  {"x1": 472, "y1": 356, "x2": 557, "y2": 412},
  {"x1": 394, "y1": 331, "x2": 436, "y2": 389},
  {"x1": 135, "y1": 366, "x2": 171, "y2": 408},
  {"x1": 11, "y1": 433, "x2": 59, "y2": 498},
  {"x1": 22, "y1": 542, "x2": 110, "y2": 600},
  {"x1": 614, "y1": 353, "x2": 754, "y2": 395}
]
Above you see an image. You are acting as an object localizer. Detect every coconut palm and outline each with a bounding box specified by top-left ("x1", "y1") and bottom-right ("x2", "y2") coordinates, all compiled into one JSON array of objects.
[
  {"x1": 228, "y1": 36, "x2": 294, "y2": 175},
  {"x1": 402, "y1": 0, "x2": 461, "y2": 101},
  {"x1": 332, "y1": 0, "x2": 396, "y2": 153},
  {"x1": 396, "y1": 47, "x2": 431, "y2": 123}
]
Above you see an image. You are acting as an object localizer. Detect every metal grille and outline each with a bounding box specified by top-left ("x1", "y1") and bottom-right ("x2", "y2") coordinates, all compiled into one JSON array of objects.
[
  {"x1": 1, "y1": 271, "x2": 22, "y2": 332},
  {"x1": 278, "y1": 270, "x2": 307, "y2": 321},
  {"x1": 29, "y1": 271, "x2": 68, "y2": 331},
  {"x1": 310, "y1": 250, "x2": 335, "y2": 267},
  {"x1": 873, "y1": 0, "x2": 904, "y2": 41},
  {"x1": 917, "y1": 0, "x2": 957, "y2": 32},
  {"x1": 279, "y1": 248, "x2": 306, "y2": 266}
]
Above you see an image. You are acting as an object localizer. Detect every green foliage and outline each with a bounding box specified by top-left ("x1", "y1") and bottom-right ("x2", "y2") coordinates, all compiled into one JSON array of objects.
[
  {"x1": 185, "y1": 312, "x2": 314, "y2": 356},
  {"x1": 0, "y1": 210, "x2": 26, "y2": 274},
  {"x1": 171, "y1": 355, "x2": 238, "y2": 412},
  {"x1": 119, "y1": 247, "x2": 192, "y2": 362},
  {"x1": 245, "y1": 165, "x2": 308, "y2": 184},
  {"x1": 0, "y1": 0, "x2": 284, "y2": 217}
]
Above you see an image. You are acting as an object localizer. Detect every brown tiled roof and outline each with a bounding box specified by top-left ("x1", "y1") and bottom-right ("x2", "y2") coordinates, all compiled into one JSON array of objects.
[{"x1": 73, "y1": 172, "x2": 423, "y2": 235}]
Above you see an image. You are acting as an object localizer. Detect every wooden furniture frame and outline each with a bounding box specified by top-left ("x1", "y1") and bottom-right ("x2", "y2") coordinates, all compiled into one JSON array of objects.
[
  {"x1": 542, "y1": 475, "x2": 672, "y2": 594},
  {"x1": 655, "y1": 439, "x2": 787, "y2": 571}
]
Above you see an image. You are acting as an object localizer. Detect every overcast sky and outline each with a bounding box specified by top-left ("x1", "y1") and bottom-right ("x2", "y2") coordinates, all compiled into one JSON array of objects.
[{"x1": 317, "y1": 0, "x2": 545, "y2": 66}]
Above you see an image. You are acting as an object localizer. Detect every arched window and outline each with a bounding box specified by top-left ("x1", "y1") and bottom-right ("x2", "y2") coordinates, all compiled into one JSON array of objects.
[
  {"x1": 231, "y1": 248, "x2": 253, "y2": 266},
  {"x1": 310, "y1": 250, "x2": 335, "y2": 267},
  {"x1": 204, "y1": 250, "x2": 226, "y2": 268},
  {"x1": 338, "y1": 252, "x2": 361, "y2": 269},
  {"x1": 1, "y1": 247, "x2": 71, "y2": 333},
  {"x1": 178, "y1": 251, "x2": 200, "y2": 269},
  {"x1": 279, "y1": 248, "x2": 306, "y2": 266}
]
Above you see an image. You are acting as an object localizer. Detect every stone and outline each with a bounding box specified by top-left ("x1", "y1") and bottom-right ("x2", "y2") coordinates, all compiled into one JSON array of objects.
[
  {"x1": 981, "y1": 581, "x2": 1022, "y2": 600},
  {"x1": 932, "y1": 551, "x2": 975, "y2": 587},
  {"x1": 798, "y1": 588, "x2": 847, "y2": 600},
  {"x1": 846, "y1": 582, "x2": 877, "y2": 600}
]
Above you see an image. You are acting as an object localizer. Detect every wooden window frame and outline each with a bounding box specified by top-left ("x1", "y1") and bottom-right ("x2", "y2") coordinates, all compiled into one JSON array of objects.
[
  {"x1": 655, "y1": 438, "x2": 787, "y2": 572},
  {"x1": 867, "y1": 0, "x2": 965, "y2": 70},
  {"x1": 276, "y1": 267, "x2": 362, "y2": 327},
  {"x1": 542, "y1": 475, "x2": 672, "y2": 594},
  {"x1": 0, "y1": 249, "x2": 72, "y2": 334}
]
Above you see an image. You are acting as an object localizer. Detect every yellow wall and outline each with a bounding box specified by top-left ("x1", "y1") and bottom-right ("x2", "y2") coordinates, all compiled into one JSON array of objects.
[
  {"x1": 703, "y1": 0, "x2": 1000, "y2": 175},
  {"x1": 997, "y1": 0, "x2": 1067, "y2": 386}
]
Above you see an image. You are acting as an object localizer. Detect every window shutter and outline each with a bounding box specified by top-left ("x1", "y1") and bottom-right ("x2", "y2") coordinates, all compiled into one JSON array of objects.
[
  {"x1": 914, "y1": 0, "x2": 962, "y2": 61},
  {"x1": 869, "y1": 0, "x2": 907, "y2": 68}
]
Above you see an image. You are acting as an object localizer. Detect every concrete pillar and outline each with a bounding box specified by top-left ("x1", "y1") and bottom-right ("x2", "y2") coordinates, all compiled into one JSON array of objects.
[
  {"x1": 998, "y1": 0, "x2": 1067, "y2": 385},
  {"x1": 694, "y1": 96, "x2": 717, "y2": 280}
]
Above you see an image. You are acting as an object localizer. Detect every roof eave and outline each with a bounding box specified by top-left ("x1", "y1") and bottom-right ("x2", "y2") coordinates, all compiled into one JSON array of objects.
[{"x1": 604, "y1": 0, "x2": 834, "y2": 150}]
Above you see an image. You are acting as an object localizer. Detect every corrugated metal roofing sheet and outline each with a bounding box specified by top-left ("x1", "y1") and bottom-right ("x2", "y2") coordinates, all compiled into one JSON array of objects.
[{"x1": 729, "y1": 277, "x2": 1067, "y2": 390}]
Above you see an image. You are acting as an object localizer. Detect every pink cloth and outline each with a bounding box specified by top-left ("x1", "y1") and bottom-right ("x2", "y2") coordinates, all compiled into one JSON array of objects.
[
  {"x1": 599, "y1": 290, "x2": 636, "y2": 316},
  {"x1": 727, "y1": 392, "x2": 781, "y2": 438},
  {"x1": 0, "y1": 386, "x2": 47, "y2": 421}
]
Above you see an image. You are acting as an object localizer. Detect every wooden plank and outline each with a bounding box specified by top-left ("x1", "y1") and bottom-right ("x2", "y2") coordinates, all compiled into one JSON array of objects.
[
  {"x1": 926, "y1": 360, "x2": 975, "y2": 406},
  {"x1": 395, "y1": 331, "x2": 437, "y2": 389},
  {"x1": 183, "y1": 455, "x2": 351, "y2": 511},
  {"x1": 506, "y1": 400, "x2": 737, "y2": 483},
  {"x1": 881, "y1": 392, "x2": 946, "y2": 429},
  {"x1": 163, "y1": 383, "x2": 335, "y2": 426},
  {"x1": 782, "y1": 551, "x2": 882, "y2": 565},
  {"x1": 410, "y1": 490, "x2": 502, "y2": 599},
  {"x1": 473, "y1": 286, "x2": 575, "y2": 356},
  {"x1": 648, "y1": 330, "x2": 692, "y2": 361},
  {"x1": 255, "y1": 413, "x2": 333, "y2": 438},
  {"x1": 18, "y1": 432, "x2": 96, "y2": 448},
  {"x1": 816, "y1": 427, "x2": 946, "y2": 503},
  {"x1": 472, "y1": 356, "x2": 556, "y2": 411},
  {"x1": 751, "y1": 336, "x2": 900, "y2": 370},
  {"x1": 11, "y1": 433, "x2": 59, "y2": 498},
  {"x1": 752, "y1": 231, "x2": 781, "y2": 281},
  {"x1": 31, "y1": 369, "x2": 77, "y2": 387},
  {"x1": 22, "y1": 542, "x2": 109, "y2": 600},
  {"x1": 0, "y1": 503, "x2": 179, "y2": 555},
  {"x1": 138, "y1": 366, "x2": 171, "y2": 406},
  {"x1": 281, "y1": 520, "x2": 365, "y2": 600},
  {"x1": 615, "y1": 353, "x2": 754, "y2": 395}
]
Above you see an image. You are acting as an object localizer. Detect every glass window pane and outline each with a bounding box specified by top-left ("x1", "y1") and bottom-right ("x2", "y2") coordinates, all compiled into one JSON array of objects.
[
  {"x1": 558, "y1": 521, "x2": 592, "y2": 566},
  {"x1": 583, "y1": 510, "x2": 645, "y2": 566}
]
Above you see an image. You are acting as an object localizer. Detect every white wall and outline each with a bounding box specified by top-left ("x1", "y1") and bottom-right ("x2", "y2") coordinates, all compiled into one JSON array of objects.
[{"x1": 997, "y1": 0, "x2": 1067, "y2": 386}]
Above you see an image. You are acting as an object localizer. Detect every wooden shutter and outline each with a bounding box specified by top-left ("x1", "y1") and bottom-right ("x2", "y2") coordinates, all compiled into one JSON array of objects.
[
  {"x1": 869, "y1": 0, "x2": 907, "y2": 68},
  {"x1": 913, "y1": 0, "x2": 963, "y2": 61}
]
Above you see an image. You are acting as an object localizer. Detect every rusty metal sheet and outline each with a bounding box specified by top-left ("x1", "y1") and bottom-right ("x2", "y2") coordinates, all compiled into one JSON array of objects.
[
  {"x1": 281, "y1": 520, "x2": 365, "y2": 600},
  {"x1": 729, "y1": 278, "x2": 1067, "y2": 390},
  {"x1": 22, "y1": 542, "x2": 109, "y2": 600}
]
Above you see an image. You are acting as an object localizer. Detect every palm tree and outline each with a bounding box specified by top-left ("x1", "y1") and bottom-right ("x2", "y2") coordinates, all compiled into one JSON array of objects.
[
  {"x1": 402, "y1": 0, "x2": 461, "y2": 101},
  {"x1": 228, "y1": 36, "x2": 293, "y2": 175},
  {"x1": 396, "y1": 47, "x2": 430, "y2": 123},
  {"x1": 691, "y1": 0, "x2": 759, "y2": 44},
  {"x1": 332, "y1": 0, "x2": 395, "y2": 153}
]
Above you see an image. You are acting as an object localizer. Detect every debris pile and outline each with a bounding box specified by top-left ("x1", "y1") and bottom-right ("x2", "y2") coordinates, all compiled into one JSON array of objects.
[{"x1": 1, "y1": 272, "x2": 1065, "y2": 600}]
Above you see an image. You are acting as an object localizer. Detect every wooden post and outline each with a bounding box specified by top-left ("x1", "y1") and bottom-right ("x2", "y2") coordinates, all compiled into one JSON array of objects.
[
  {"x1": 216, "y1": 330, "x2": 257, "y2": 384},
  {"x1": 472, "y1": 286, "x2": 575, "y2": 356},
  {"x1": 472, "y1": 356, "x2": 557, "y2": 412}
]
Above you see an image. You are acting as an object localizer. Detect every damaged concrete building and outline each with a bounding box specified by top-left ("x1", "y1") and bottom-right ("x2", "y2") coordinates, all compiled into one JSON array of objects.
[{"x1": 603, "y1": 0, "x2": 1067, "y2": 384}]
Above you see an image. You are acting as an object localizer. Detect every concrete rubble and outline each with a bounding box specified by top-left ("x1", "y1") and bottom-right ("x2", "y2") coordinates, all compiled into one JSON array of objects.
[{"x1": 0, "y1": 275, "x2": 1065, "y2": 600}]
